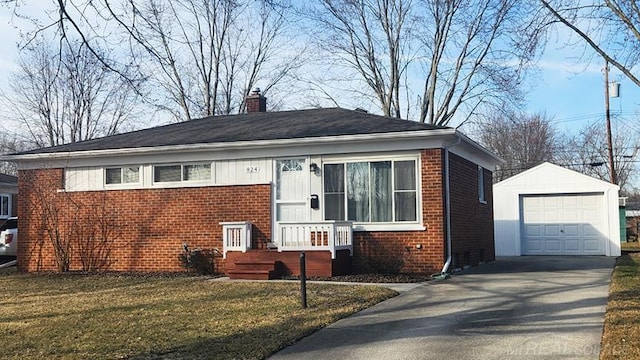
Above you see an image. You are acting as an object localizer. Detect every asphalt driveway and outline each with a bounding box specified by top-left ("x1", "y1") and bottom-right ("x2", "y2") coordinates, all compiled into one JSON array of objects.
[{"x1": 270, "y1": 256, "x2": 615, "y2": 360}]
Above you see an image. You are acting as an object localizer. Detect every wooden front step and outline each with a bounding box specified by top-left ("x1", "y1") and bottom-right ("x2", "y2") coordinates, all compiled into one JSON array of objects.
[
  {"x1": 227, "y1": 260, "x2": 279, "y2": 280},
  {"x1": 225, "y1": 249, "x2": 352, "y2": 278}
]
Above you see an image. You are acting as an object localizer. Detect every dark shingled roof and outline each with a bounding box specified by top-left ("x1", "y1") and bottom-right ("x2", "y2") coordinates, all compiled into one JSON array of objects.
[
  {"x1": 17, "y1": 108, "x2": 446, "y2": 155},
  {"x1": 0, "y1": 173, "x2": 17, "y2": 184}
]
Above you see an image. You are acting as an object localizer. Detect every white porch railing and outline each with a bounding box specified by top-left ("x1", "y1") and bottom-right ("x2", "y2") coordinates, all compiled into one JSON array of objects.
[
  {"x1": 277, "y1": 221, "x2": 353, "y2": 259},
  {"x1": 220, "y1": 222, "x2": 252, "y2": 258}
]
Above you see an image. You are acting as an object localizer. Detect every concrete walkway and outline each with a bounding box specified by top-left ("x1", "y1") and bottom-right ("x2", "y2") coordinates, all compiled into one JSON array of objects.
[{"x1": 269, "y1": 256, "x2": 615, "y2": 360}]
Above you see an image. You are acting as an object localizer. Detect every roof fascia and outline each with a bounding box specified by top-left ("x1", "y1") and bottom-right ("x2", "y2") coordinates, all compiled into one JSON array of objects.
[
  {"x1": 6, "y1": 128, "x2": 501, "y2": 171},
  {"x1": 5, "y1": 128, "x2": 455, "y2": 161}
]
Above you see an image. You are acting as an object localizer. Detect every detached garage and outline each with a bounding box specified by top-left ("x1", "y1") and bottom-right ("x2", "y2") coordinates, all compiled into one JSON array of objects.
[{"x1": 494, "y1": 162, "x2": 621, "y2": 257}]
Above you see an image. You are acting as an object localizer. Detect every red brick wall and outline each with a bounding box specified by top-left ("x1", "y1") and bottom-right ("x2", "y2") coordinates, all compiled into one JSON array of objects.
[
  {"x1": 448, "y1": 154, "x2": 495, "y2": 269},
  {"x1": 16, "y1": 149, "x2": 494, "y2": 276},
  {"x1": 17, "y1": 168, "x2": 271, "y2": 273},
  {"x1": 352, "y1": 149, "x2": 446, "y2": 275}
]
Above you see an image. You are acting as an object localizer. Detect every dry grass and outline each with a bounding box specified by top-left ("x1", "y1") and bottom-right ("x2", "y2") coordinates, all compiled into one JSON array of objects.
[
  {"x1": 621, "y1": 241, "x2": 640, "y2": 251},
  {"x1": 600, "y1": 253, "x2": 640, "y2": 359},
  {"x1": 0, "y1": 268, "x2": 396, "y2": 359}
]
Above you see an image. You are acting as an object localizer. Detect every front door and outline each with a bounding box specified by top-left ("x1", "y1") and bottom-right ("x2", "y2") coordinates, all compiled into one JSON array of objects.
[{"x1": 274, "y1": 158, "x2": 309, "y2": 244}]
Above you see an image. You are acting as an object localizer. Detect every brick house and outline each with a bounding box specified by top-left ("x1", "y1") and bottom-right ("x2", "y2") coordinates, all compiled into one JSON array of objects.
[{"x1": 2, "y1": 90, "x2": 501, "y2": 278}]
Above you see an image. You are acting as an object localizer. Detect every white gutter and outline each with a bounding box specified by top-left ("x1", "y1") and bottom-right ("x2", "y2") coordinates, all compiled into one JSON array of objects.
[
  {"x1": 0, "y1": 128, "x2": 458, "y2": 162},
  {"x1": 440, "y1": 136, "x2": 462, "y2": 275}
]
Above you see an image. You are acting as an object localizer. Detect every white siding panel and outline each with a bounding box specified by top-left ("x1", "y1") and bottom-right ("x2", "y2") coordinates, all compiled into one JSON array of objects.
[
  {"x1": 214, "y1": 159, "x2": 272, "y2": 185},
  {"x1": 65, "y1": 167, "x2": 103, "y2": 191},
  {"x1": 66, "y1": 158, "x2": 274, "y2": 192},
  {"x1": 65, "y1": 168, "x2": 81, "y2": 191}
]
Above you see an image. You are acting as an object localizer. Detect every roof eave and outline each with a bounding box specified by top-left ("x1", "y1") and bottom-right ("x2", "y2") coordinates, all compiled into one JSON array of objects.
[
  {"x1": 454, "y1": 130, "x2": 504, "y2": 164},
  {"x1": 1, "y1": 128, "x2": 458, "y2": 162}
]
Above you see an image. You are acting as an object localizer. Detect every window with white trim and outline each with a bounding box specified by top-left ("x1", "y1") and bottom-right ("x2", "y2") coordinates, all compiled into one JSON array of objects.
[
  {"x1": 0, "y1": 194, "x2": 10, "y2": 218},
  {"x1": 154, "y1": 163, "x2": 211, "y2": 183},
  {"x1": 105, "y1": 166, "x2": 140, "y2": 185},
  {"x1": 478, "y1": 165, "x2": 486, "y2": 203},
  {"x1": 324, "y1": 159, "x2": 418, "y2": 223}
]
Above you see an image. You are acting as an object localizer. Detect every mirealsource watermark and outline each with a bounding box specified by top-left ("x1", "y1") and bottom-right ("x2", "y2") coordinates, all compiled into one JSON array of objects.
[
  {"x1": 506, "y1": 340, "x2": 628, "y2": 357},
  {"x1": 506, "y1": 334, "x2": 629, "y2": 359}
]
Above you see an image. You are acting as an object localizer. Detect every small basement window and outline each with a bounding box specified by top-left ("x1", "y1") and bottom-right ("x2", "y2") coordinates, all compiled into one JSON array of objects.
[{"x1": 105, "y1": 166, "x2": 140, "y2": 185}]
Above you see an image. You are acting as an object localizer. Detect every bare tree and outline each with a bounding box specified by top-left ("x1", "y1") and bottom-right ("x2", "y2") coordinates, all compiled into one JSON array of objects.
[
  {"x1": 4, "y1": 0, "x2": 303, "y2": 122},
  {"x1": 306, "y1": 0, "x2": 413, "y2": 118},
  {"x1": 540, "y1": 0, "x2": 640, "y2": 87},
  {"x1": 75, "y1": 196, "x2": 117, "y2": 272},
  {"x1": 21, "y1": 169, "x2": 73, "y2": 272},
  {"x1": 416, "y1": 0, "x2": 545, "y2": 126},
  {"x1": 557, "y1": 122, "x2": 638, "y2": 191},
  {"x1": 304, "y1": 0, "x2": 546, "y2": 125},
  {"x1": 114, "y1": 0, "x2": 302, "y2": 120},
  {"x1": 478, "y1": 111, "x2": 558, "y2": 182},
  {"x1": 1, "y1": 39, "x2": 140, "y2": 148},
  {"x1": 21, "y1": 169, "x2": 118, "y2": 272},
  {"x1": 0, "y1": 134, "x2": 28, "y2": 175}
]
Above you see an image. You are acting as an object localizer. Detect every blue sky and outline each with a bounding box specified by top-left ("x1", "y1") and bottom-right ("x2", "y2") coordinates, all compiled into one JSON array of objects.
[
  {"x1": 1, "y1": 4, "x2": 638, "y2": 139},
  {"x1": 525, "y1": 41, "x2": 640, "y2": 137}
]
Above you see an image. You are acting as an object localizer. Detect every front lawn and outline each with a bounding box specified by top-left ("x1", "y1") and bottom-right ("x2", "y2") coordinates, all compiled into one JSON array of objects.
[
  {"x1": 600, "y1": 252, "x2": 640, "y2": 359},
  {"x1": 0, "y1": 268, "x2": 396, "y2": 359},
  {"x1": 621, "y1": 241, "x2": 640, "y2": 251}
]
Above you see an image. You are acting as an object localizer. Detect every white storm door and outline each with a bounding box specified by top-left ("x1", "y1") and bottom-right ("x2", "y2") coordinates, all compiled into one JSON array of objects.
[{"x1": 275, "y1": 158, "x2": 309, "y2": 232}]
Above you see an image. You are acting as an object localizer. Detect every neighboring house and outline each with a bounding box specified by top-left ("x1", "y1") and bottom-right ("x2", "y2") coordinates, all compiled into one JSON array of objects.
[
  {"x1": 2, "y1": 90, "x2": 501, "y2": 278},
  {"x1": 0, "y1": 173, "x2": 18, "y2": 219},
  {"x1": 494, "y1": 162, "x2": 621, "y2": 257}
]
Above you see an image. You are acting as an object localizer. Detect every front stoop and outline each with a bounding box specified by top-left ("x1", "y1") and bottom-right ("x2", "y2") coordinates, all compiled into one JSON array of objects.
[
  {"x1": 227, "y1": 260, "x2": 280, "y2": 280},
  {"x1": 225, "y1": 249, "x2": 352, "y2": 279}
]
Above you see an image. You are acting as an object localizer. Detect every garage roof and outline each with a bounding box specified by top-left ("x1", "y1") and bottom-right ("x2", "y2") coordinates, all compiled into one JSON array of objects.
[{"x1": 494, "y1": 162, "x2": 618, "y2": 191}]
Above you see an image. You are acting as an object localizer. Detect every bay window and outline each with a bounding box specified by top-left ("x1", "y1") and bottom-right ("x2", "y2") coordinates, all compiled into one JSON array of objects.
[{"x1": 324, "y1": 159, "x2": 418, "y2": 223}]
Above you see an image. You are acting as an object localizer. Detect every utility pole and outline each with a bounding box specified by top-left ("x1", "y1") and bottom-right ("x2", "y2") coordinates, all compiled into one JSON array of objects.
[{"x1": 604, "y1": 59, "x2": 617, "y2": 184}]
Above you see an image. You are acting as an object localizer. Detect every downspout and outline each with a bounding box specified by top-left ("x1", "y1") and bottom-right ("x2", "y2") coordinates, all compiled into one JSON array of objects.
[{"x1": 432, "y1": 136, "x2": 462, "y2": 280}]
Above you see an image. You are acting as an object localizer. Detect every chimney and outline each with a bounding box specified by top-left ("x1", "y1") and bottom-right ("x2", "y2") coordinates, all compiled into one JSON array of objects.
[{"x1": 246, "y1": 87, "x2": 267, "y2": 113}]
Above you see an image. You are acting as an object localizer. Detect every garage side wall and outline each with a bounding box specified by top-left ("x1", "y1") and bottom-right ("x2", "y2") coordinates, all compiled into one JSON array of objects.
[
  {"x1": 17, "y1": 168, "x2": 271, "y2": 272},
  {"x1": 449, "y1": 154, "x2": 496, "y2": 268},
  {"x1": 493, "y1": 185, "x2": 521, "y2": 256}
]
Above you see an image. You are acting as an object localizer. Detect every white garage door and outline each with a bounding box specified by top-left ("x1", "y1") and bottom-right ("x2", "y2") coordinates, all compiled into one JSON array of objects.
[{"x1": 521, "y1": 194, "x2": 606, "y2": 255}]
